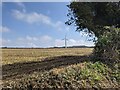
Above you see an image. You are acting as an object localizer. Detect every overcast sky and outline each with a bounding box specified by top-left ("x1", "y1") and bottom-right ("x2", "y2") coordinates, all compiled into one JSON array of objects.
[{"x1": 1, "y1": 2, "x2": 95, "y2": 47}]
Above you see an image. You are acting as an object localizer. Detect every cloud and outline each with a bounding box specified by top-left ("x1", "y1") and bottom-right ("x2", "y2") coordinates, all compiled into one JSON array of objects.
[
  {"x1": 26, "y1": 36, "x2": 38, "y2": 41},
  {"x1": 40, "y1": 35, "x2": 52, "y2": 42},
  {"x1": 68, "y1": 39, "x2": 95, "y2": 46},
  {"x1": 54, "y1": 38, "x2": 95, "y2": 47},
  {"x1": 68, "y1": 39, "x2": 84, "y2": 46},
  {"x1": 0, "y1": 38, "x2": 11, "y2": 46},
  {"x1": 54, "y1": 39, "x2": 82, "y2": 47},
  {"x1": 16, "y1": 2, "x2": 25, "y2": 8},
  {"x1": 12, "y1": 10, "x2": 53, "y2": 25},
  {"x1": 55, "y1": 39, "x2": 64, "y2": 47},
  {"x1": 1, "y1": 36, "x2": 94, "y2": 47},
  {"x1": 14, "y1": 35, "x2": 53, "y2": 47},
  {"x1": 12, "y1": 9, "x2": 66, "y2": 31},
  {"x1": 0, "y1": 26, "x2": 10, "y2": 32},
  {"x1": 18, "y1": 35, "x2": 52, "y2": 43},
  {"x1": 0, "y1": 35, "x2": 51, "y2": 47}
]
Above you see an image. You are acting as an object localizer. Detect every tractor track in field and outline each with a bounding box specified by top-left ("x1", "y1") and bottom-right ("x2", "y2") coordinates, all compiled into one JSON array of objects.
[{"x1": 3, "y1": 55, "x2": 90, "y2": 80}]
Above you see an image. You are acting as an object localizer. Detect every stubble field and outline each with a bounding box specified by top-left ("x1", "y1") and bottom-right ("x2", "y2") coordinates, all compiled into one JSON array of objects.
[{"x1": 2, "y1": 48, "x2": 93, "y2": 65}]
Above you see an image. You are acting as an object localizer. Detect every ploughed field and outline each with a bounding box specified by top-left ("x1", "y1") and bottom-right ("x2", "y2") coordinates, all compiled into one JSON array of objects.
[{"x1": 2, "y1": 48, "x2": 120, "y2": 88}]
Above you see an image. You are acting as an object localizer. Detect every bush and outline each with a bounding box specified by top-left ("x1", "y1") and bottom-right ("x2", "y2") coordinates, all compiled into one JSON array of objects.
[{"x1": 94, "y1": 27, "x2": 120, "y2": 63}]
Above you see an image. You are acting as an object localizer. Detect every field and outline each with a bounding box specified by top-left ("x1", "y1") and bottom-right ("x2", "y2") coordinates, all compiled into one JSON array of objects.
[
  {"x1": 2, "y1": 48, "x2": 93, "y2": 65},
  {"x1": 2, "y1": 48, "x2": 120, "y2": 89}
]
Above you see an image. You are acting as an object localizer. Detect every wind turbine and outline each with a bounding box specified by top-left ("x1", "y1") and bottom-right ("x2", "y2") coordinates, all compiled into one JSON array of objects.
[{"x1": 62, "y1": 34, "x2": 68, "y2": 48}]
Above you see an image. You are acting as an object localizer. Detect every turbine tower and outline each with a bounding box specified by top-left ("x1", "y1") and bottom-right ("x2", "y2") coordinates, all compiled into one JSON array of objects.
[{"x1": 62, "y1": 34, "x2": 68, "y2": 48}]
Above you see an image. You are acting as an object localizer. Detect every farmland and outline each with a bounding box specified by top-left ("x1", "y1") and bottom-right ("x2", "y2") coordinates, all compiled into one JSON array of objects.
[
  {"x1": 2, "y1": 48, "x2": 93, "y2": 65},
  {"x1": 2, "y1": 48, "x2": 120, "y2": 89}
]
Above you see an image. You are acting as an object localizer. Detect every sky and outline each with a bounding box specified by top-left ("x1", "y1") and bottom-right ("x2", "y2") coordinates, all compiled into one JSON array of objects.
[{"x1": 1, "y1": 2, "x2": 95, "y2": 48}]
